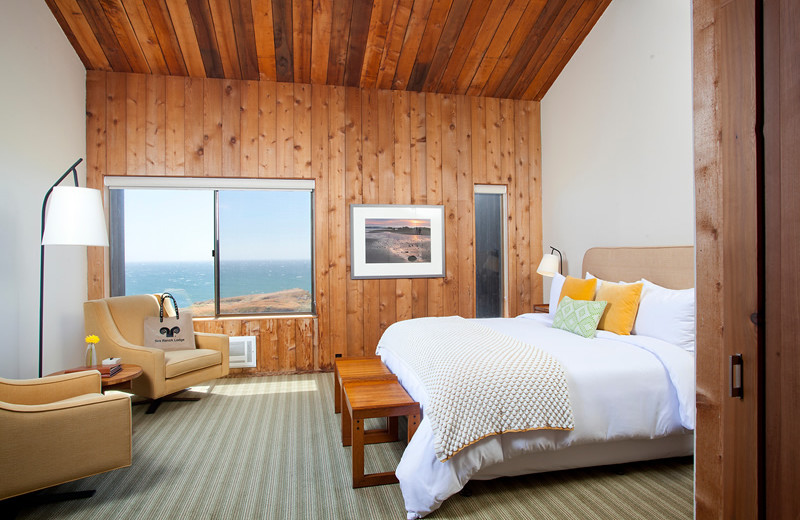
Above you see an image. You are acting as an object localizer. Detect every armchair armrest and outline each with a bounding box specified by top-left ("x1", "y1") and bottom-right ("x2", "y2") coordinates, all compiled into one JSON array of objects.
[
  {"x1": 195, "y1": 332, "x2": 230, "y2": 377},
  {"x1": 0, "y1": 372, "x2": 102, "y2": 406}
]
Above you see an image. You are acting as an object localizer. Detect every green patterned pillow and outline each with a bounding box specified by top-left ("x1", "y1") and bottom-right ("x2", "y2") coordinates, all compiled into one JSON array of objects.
[{"x1": 552, "y1": 296, "x2": 607, "y2": 338}]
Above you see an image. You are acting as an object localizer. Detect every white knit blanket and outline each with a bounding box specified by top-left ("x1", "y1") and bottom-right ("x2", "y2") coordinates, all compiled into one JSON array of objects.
[{"x1": 378, "y1": 316, "x2": 574, "y2": 461}]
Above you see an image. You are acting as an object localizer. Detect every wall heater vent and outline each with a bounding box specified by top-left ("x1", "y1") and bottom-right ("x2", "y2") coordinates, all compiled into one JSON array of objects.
[{"x1": 229, "y1": 336, "x2": 257, "y2": 368}]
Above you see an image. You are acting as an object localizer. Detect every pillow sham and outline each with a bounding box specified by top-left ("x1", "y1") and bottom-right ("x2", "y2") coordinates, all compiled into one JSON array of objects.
[
  {"x1": 552, "y1": 296, "x2": 607, "y2": 338},
  {"x1": 633, "y1": 279, "x2": 696, "y2": 351},
  {"x1": 595, "y1": 281, "x2": 644, "y2": 335},
  {"x1": 558, "y1": 276, "x2": 597, "y2": 304},
  {"x1": 548, "y1": 273, "x2": 566, "y2": 317}
]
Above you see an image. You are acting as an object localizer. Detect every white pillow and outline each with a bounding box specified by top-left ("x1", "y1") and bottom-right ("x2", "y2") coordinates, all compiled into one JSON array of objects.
[
  {"x1": 633, "y1": 279, "x2": 696, "y2": 352},
  {"x1": 548, "y1": 273, "x2": 566, "y2": 317}
]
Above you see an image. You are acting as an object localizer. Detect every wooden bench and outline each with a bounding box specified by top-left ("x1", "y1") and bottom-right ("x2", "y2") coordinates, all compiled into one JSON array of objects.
[{"x1": 343, "y1": 379, "x2": 420, "y2": 488}]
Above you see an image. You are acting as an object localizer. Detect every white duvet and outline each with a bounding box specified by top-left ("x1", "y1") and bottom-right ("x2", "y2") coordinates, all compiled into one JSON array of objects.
[{"x1": 375, "y1": 313, "x2": 695, "y2": 519}]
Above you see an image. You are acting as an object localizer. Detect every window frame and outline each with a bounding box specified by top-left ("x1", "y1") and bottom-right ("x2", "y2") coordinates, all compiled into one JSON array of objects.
[
  {"x1": 474, "y1": 184, "x2": 509, "y2": 318},
  {"x1": 105, "y1": 176, "x2": 316, "y2": 318}
]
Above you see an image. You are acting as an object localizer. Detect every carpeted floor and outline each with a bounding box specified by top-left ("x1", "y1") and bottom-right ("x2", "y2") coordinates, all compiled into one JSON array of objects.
[{"x1": 6, "y1": 374, "x2": 693, "y2": 519}]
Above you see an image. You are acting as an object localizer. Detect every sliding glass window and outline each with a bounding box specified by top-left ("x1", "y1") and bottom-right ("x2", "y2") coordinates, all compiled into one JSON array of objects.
[
  {"x1": 107, "y1": 178, "x2": 314, "y2": 317},
  {"x1": 474, "y1": 185, "x2": 508, "y2": 318}
]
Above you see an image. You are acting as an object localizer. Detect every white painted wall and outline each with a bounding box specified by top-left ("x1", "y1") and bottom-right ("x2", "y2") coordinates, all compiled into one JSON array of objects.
[
  {"x1": 0, "y1": 1, "x2": 88, "y2": 378},
  {"x1": 540, "y1": 0, "x2": 694, "y2": 297}
]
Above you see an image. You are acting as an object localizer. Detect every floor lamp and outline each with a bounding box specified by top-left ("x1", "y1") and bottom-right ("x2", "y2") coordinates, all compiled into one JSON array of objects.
[{"x1": 39, "y1": 158, "x2": 108, "y2": 377}]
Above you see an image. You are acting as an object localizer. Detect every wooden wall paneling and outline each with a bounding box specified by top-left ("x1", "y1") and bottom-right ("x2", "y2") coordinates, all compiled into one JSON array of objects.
[
  {"x1": 527, "y1": 101, "x2": 543, "y2": 303},
  {"x1": 406, "y1": 0, "x2": 456, "y2": 91},
  {"x1": 500, "y1": 99, "x2": 517, "y2": 315},
  {"x1": 375, "y1": 0, "x2": 413, "y2": 90},
  {"x1": 470, "y1": 96, "x2": 487, "y2": 184},
  {"x1": 240, "y1": 80, "x2": 259, "y2": 176},
  {"x1": 391, "y1": 0, "x2": 434, "y2": 90},
  {"x1": 310, "y1": 0, "x2": 333, "y2": 85},
  {"x1": 276, "y1": 82, "x2": 294, "y2": 177},
  {"x1": 86, "y1": 71, "x2": 107, "y2": 301},
  {"x1": 409, "y1": 92, "x2": 428, "y2": 318},
  {"x1": 377, "y1": 90, "x2": 397, "y2": 335},
  {"x1": 425, "y1": 91, "x2": 444, "y2": 316},
  {"x1": 208, "y1": 0, "x2": 242, "y2": 79},
  {"x1": 514, "y1": 100, "x2": 532, "y2": 313},
  {"x1": 312, "y1": 84, "x2": 331, "y2": 370},
  {"x1": 484, "y1": 97, "x2": 502, "y2": 184},
  {"x1": 222, "y1": 79, "x2": 242, "y2": 176},
  {"x1": 394, "y1": 91, "x2": 413, "y2": 322},
  {"x1": 326, "y1": 0, "x2": 355, "y2": 85},
  {"x1": 106, "y1": 73, "x2": 127, "y2": 176},
  {"x1": 329, "y1": 86, "x2": 348, "y2": 360},
  {"x1": 345, "y1": 87, "x2": 365, "y2": 357},
  {"x1": 360, "y1": 0, "x2": 394, "y2": 90},
  {"x1": 292, "y1": 0, "x2": 312, "y2": 84},
  {"x1": 126, "y1": 73, "x2": 147, "y2": 174},
  {"x1": 258, "y1": 80, "x2": 277, "y2": 177},
  {"x1": 264, "y1": 318, "x2": 280, "y2": 372},
  {"x1": 294, "y1": 84, "x2": 312, "y2": 178},
  {"x1": 145, "y1": 74, "x2": 167, "y2": 175},
  {"x1": 203, "y1": 78, "x2": 223, "y2": 176},
  {"x1": 184, "y1": 77, "x2": 205, "y2": 175},
  {"x1": 361, "y1": 89, "x2": 382, "y2": 350},
  {"x1": 456, "y1": 95, "x2": 474, "y2": 318},
  {"x1": 296, "y1": 317, "x2": 315, "y2": 371},
  {"x1": 441, "y1": 94, "x2": 459, "y2": 316},
  {"x1": 251, "y1": 0, "x2": 277, "y2": 80},
  {"x1": 165, "y1": 75, "x2": 185, "y2": 175},
  {"x1": 164, "y1": 0, "x2": 207, "y2": 78},
  {"x1": 120, "y1": 0, "x2": 169, "y2": 74},
  {"x1": 278, "y1": 317, "x2": 296, "y2": 372}
]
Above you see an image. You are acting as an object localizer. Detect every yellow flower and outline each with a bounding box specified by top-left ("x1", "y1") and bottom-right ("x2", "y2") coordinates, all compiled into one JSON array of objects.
[{"x1": 85, "y1": 334, "x2": 100, "y2": 344}]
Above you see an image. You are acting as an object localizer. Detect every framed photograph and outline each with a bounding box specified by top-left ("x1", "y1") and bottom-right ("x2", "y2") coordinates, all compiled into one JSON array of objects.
[{"x1": 350, "y1": 204, "x2": 445, "y2": 279}]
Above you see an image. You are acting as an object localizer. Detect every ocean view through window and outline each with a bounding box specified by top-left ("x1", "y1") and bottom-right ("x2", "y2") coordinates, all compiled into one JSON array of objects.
[{"x1": 107, "y1": 178, "x2": 315, "y2": 316}]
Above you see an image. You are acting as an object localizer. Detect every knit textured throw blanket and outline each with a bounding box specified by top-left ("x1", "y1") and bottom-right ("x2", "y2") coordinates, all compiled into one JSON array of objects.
[{"x1": 379, "y1": 316, "x2": 574, "y2": 462}]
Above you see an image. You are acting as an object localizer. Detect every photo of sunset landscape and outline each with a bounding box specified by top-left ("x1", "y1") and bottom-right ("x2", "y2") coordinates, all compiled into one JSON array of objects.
[{"x1": 364, "y1": 218, "x2": 432, "y2": 264}]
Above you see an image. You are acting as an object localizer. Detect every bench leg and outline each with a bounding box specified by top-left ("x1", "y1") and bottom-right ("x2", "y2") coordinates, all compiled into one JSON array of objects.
[
  {"x1": 351, "y1": 417, "x2": 400, "y2": 489},
  {"x1": 342, "y1": 399, "x2": 352, "y2": 447},
  {"x1": 408, "y1": 411, "x2": 420, "y2": 442},
  {"x1": 334, "y1": 367, "x2": 341, "y2": 414}
]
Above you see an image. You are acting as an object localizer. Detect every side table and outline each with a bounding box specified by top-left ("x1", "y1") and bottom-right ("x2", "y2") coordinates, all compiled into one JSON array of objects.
[{"x1": 49, "y1": 364, "x2": 143, "y2": 394}]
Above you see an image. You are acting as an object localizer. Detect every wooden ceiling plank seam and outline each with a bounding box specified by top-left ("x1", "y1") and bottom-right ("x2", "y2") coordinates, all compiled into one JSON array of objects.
[
  {"x1": 465, "y1": 0, "x2": 542, "y2": 96},
  {"x1": 45, "y1": 0, "x2": 95, "y2": 69},
  {"x1": 120, "y1": 0, "x2": 170, "y2": 74},
  {"x1": 208, "y1": 0, "x2": 243, "y2": 79},
  {"x1": 391, "y1": 0, "x2": 435, "y2": 90},
  {"x1": 325, "y1": 0, "x2": 354, "y2": 85},
  {"x1": 343, "y1": 0, "x2": 374, "y2": 88},
  {"x1": 360, "y1": 0, "x2": 396, "y2": 89},
  {"x1": 143, "y1": 0, "x2": 190, "y2": 76},
  {"x1": 187, "y1": 0, "x2": 225, "y2": 78},
  {"x1": 375, "y1": 0, "x2": 414, "y2": 90},
  {"x1": 528, "y1": 0, "x2": 612, "y2": 100},
  {"x1": 98, "y1": 0, "x2": 151, "y2": 73},
  {"x1": 51, "y1": 0, "x2": 113, "y2": 70},
  {"x1": 75, "y1": 0, "x2": 133, "y2": 72},
  {"x1": 422, "y1": 0, "x2": 482, "y2": 92},
  {"x1": 229, "y1": 0, "x2": 261, "y2": 80},
  {"x1": 271, "y1": 0, "x2": 294, "y2": 82},
  {"x1": 498, "y1": 0, "x2": 584, "y2": 99},
  {"x1": 435, "y1": 0, "x2": 500, "y2": 93},
  {"x1": 292, "y1": 0, "x2": 313, "y2": 84},
  {"x1": 310, "y1": 0, "x2": 333, "y2": 85},
  {"x1": 164, "y1": 0, "x2": 208, "y2": 77},
  {"x1": 406, "y1": 0, "x2": 456, "y2": 91},
  {"x1": 477, "y1": 0, "x2": 551, "y2": 97},
  {"x1": 452, "y1": 0, "x2": 518, "y2": 95},
  {"x1": 250, "y1": 0, "x2": 277, "y2": 80}
]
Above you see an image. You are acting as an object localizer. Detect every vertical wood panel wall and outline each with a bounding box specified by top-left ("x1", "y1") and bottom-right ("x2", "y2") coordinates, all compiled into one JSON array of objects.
[{"x1": 86, "y1": 70, "x2": 543, "y2": 374}]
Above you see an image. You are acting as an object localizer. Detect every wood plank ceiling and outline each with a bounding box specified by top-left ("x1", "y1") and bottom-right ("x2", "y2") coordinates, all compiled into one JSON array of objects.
[{"x1": 46, "y1": 0, "x2": 610, "y2": 101}]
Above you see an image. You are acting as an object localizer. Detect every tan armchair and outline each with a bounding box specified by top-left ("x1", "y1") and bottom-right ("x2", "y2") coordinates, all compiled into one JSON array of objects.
[
  {"x1": 0, "y1": 371, "x2": 131, "y2": 500},
  {"x1": 84, "y1": 294, "x2": 229, "y2": 413}
]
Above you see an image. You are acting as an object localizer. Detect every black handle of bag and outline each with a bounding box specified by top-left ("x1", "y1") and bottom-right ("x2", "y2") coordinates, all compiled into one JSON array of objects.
[{"x1": 159, "y1": 293, "x2": 179, "y2": 322}]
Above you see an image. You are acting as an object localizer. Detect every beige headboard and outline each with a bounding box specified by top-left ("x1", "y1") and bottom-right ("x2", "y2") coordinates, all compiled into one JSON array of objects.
[{"x1": 582, "y1": 246, "x2": 695, "y2": 289}]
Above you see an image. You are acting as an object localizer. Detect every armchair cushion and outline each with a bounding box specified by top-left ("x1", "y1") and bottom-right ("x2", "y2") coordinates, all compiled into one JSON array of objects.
[{"x1": 165, "y1": 349, "x2": 223, "y2": 379}]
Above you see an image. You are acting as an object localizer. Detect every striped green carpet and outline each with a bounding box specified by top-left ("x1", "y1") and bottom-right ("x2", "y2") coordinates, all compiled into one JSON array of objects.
[{"x1": 9, "y1": 374, "x2": 693, "y2": 519}]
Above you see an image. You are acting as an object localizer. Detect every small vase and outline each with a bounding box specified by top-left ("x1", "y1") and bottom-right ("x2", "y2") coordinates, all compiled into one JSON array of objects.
[{"x1": 85, "y1": 344, "x2": 97, "y2": 367}]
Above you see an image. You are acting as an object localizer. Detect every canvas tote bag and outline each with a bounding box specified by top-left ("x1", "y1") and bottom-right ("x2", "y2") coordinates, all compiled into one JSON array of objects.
[{"x1": 143, "y1": 293, "x2": 197, "y2": 351}]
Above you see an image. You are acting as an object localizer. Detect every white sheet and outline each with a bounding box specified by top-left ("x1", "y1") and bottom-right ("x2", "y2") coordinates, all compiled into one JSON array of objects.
[{"x1": 375, "y1": 313, "x2": 695, "y2": 519}]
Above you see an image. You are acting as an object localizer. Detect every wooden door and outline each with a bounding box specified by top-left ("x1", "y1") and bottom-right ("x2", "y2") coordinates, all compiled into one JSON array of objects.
[{"x1": 763, "y1": 0, "x2": 800, "y2": 517}]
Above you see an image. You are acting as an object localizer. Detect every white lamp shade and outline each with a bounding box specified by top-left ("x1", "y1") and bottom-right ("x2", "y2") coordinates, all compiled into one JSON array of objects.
[
  {"x1": 536, "y1": 253, "x2": 560, "y2": 277},
  {"x1": 42, "y1": 186, "x2": 109, "y2": 246}
]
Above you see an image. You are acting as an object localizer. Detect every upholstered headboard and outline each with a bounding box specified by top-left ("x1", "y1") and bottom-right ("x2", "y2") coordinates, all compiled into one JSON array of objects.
[{"x1": 582, "y1": 246, "x2": 695, "y2": 289}]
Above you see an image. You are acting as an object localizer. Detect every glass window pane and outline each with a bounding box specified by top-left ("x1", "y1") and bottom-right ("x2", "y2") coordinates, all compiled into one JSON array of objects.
[
  {"x1": 217, "y1": 190, "x2": 313, "y2": 314},
  {"x1": 116, "y1": 189, "x2": 215, "y2": 315},
  {"x1": 475, "y1": 192, "x2": 504, "y2": 318}
]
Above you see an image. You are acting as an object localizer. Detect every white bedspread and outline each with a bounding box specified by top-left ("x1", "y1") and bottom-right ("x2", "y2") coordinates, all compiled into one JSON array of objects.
[{"x1": 375, "y1": 313, "x2": 695, "y2": 519}]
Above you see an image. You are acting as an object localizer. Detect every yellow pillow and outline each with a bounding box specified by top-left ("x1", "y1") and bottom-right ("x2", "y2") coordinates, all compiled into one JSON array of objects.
[
  {"x1": 595, "y1": 281, "x2": 644, "y2": 335},
  {"x1": 558, "y1": 276, "x2": 597, "y2": 303}
]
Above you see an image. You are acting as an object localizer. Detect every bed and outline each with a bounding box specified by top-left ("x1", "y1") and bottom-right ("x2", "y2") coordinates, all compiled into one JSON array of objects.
[{"x1": 374, "y1": 246, "x2": 696, "y2": 519}]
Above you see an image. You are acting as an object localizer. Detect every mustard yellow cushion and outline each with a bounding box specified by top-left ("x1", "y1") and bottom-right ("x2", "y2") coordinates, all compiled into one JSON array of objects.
[
  {"x1": 595, "y1": 281, "x2": 644, "y2": 335},
  {"x1": 558, "y1": 276, "x2": 597, "y2": 303}
]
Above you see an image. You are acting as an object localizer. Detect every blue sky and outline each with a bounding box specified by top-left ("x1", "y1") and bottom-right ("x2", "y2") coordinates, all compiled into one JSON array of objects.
[{"x1": 123, "y1": 189, "x2": 312, "y2": 262}]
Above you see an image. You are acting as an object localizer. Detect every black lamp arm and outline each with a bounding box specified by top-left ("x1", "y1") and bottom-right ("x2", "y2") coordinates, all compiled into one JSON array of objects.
[{"x1": 549, "y1": 246, "x2": 563, "y2": 275}]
